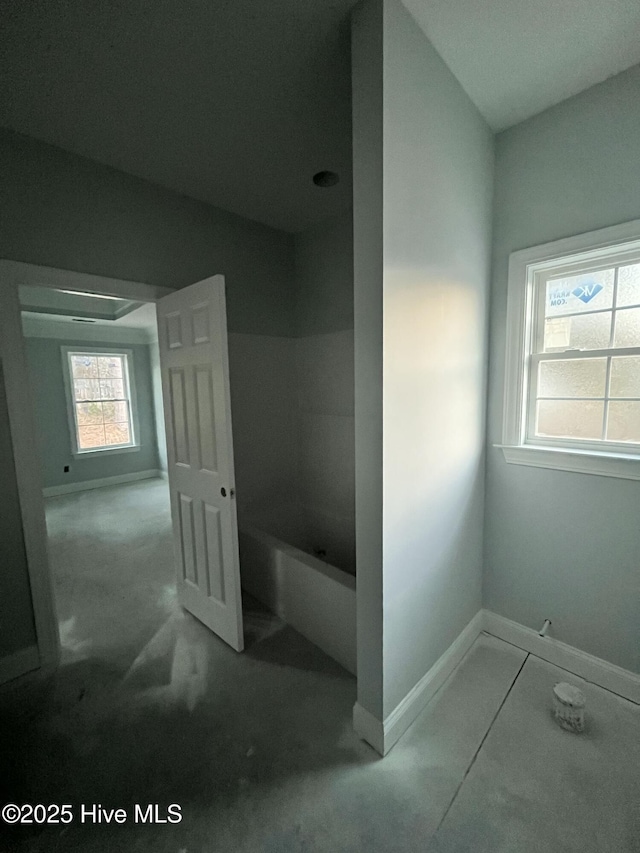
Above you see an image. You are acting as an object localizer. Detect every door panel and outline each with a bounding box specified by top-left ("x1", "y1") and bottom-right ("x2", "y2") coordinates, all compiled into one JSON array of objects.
[
  {"x1": 194, "y1": 365, "x2": 218, "y2": 473},
  {"x1": 201, "y1": 502, "x2": 225, "y2": 602},
  {"x1": 157, "y1": 276, "x2": 243, "y2": 651},
  {"x1": 179, "y1": 493, "x2": 197, "y2": 585},
  {"x1": 169, "y1": 369, "x2": 189, "y2": 464}
]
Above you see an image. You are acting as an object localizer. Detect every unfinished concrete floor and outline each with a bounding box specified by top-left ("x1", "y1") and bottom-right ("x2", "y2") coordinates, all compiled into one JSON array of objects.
[
  {"x1": 43, "y1": 478, "x2": 177, "y2": 670},
  {"x1": 1, "y1": 479, "x2": 639, "y2": 852}
]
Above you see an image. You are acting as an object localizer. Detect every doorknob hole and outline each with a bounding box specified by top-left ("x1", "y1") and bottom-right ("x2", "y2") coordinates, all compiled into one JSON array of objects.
[{"x1": 221, "y1": 487, "x2": 227, "y2": 497}]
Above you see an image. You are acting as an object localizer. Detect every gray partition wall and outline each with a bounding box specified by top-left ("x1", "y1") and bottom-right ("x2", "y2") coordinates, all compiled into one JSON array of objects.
[{"x1": 352, "y1": 0, "x2": 494, "y2": 729}]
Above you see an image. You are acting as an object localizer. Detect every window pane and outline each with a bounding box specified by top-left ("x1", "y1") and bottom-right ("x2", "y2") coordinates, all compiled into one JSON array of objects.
[
  {"x1": 104, "y1": 423, "x2": 130, "y2": 446},
  {"x1": 617, "y1": 264, "x2": 640, "y2": 308},
  {"x1": 543, "y1": 312, "x2": 611, "y2": 352},
  {"x1": 610, "y1": 356, "x2": 640, "y2": 398},
  {"x1": 102, "y1": 401, "x2": 129, "y2": 423},
  {"x1": 543, "y1": 318, "x2": 573, "y2": 352},
  {"x1": 70, "y1": 352, "x2": 133, "y2": 451},
  {"x1": 71, "y1": 355, "x2": 98, "y2": 378},
  {"x1": 567, "y1": 312, "x2": 612, "y2": 350},
  {"x1": 538, "y1": 358, "x2": 606, "y2": 398},
  {"x1": 76, "y1": 402, "x2": 103, "y2": 425},
  {"x1": 613, "y1": 306, "x2": 640, "y2": 348},
  {"x1": 606, "y1": 401, "x2": 640, "y2": 443},
  {"x1": 99, "y1": 378, "x2": 125, "y2": 400},
  {"x1": 78, "y1": 425, "x2": 106, "y2": 450},
  {"x1": 536, "y1": 400, "x2": 603, "y2": 440},
  {"x1": 97, "y1": 356, "x2": 123, "y2": 378},
  {"x1": 73, "y1": 378, "x2": 101, "y2": 401},
  {"x1": 545, "y1": 269, "x2": 614, "y2": 317}
]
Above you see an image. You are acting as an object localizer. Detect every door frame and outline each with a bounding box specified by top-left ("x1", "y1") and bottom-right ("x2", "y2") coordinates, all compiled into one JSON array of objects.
[{"x1": 0, "y1": 260, "x2": 174, "y2": 674}]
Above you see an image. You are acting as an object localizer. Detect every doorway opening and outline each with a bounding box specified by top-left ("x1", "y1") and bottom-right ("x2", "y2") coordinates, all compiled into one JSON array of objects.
[
  {"x1": 19, "y1": 286, "x2": 178, "y2": 669},
  {"x1": 4, "y1": 266, "x2": 356, "y2": 691},
  {"x1": 14, "y1": 275, "x2": 306, "y2": 684}
]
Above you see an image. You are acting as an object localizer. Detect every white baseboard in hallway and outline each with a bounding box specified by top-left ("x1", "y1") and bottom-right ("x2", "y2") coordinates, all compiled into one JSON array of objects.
[
  {"x1": 482, "y1": 611, "x2": 640, "y2": 705},
  {"x1": 352, "y1": 702, "x2": 385, "y2": 755},
  {"x1": 43, "y1": 469, "x2": 162, "y2": 497},
  {"x1": 0, "y1": 645, "x2": 40, "y2": 686},
  {"x1": 354, "y1": 610, "x2": 485, "y2": 756},
  {"x1": 355, "y1": 608, "x2": 640, "y2": 756}
]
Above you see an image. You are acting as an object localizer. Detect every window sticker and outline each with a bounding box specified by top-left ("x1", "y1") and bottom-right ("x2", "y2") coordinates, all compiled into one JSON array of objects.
[
  {"x1": 548, "y1": 279, "x2": 603, "y2": 308},
  {"x1": 572, "y1": 281, "x2": 603, "y2": 304}
]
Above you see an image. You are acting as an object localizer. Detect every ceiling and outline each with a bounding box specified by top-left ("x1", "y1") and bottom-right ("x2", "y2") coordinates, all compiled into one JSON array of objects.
[
  {"x1": 405, "y1": 0, "x2": 640, "y2": 131},
  {"x1": 2, "y1": 0, "x2": 640, "y2": 232},
  {"x1": 20, "y1": 286, "x2": 143, "y2": 322},
  {"x1": 0, "y1": 0, "x2": 355, "y2": 233},
  {"x1": 20, "y1": 287, "x2": 158, "y2": 335}
]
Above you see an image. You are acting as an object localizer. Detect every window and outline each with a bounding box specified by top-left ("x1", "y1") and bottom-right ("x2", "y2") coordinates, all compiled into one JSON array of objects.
[
  {"x1": 63, "y1": 348, "x2": 139, "y2": 455},
  {"x1": 501, "y1": 220, "x2": 640, "y2": 479}
]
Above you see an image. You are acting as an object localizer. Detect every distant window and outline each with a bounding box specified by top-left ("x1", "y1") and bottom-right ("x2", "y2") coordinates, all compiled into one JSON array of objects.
[
  {"x1": 63, "y1": 349, "x2": 138, "y2": 454},
  {"x1": 501, "y1": 221, "x2": 640, "y2": 479}
]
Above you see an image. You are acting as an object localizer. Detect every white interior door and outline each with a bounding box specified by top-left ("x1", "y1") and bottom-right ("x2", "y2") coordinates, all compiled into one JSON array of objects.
[{"x1": 157, "y1": 275, "x2": 243, "y2": 651}]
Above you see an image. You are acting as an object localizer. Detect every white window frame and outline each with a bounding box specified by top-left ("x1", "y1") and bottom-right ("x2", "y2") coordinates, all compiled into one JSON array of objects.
[
  {"x1": 500, "y1": 218, "x2": 640, "y2": 480},
  {"x1": 61, "y1": 346, "x2": 141, "y2": 458}
]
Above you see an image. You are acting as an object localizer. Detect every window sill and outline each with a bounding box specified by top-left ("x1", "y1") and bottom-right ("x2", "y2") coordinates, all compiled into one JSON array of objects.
[
  {"x1": 496, "y1": 444, "x2": 640, "y2": 480},
  {"x1": 73, "y1": 445, "x2": 140, "y2": 460}
]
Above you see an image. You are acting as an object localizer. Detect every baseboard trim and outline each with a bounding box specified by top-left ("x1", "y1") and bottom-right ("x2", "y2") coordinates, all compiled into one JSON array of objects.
[
  {"x1": 353, "y1": 702, "x2": 385, "y2": 755},
  {"x1": 43, "y1": 469, "x2": 162, "y2": 497},
  {"x1": 354, "y1": 608, "x2": 640, "y2": 757},
  {"x1": 0, "y1": 645, "x2": 40, "y2": 686},
  {"x1": 354, "y1": 610, "x2": 484, "y2": 756},
  {"x1": 483, "y1": 611, "x2": 640, "y2": 705}
]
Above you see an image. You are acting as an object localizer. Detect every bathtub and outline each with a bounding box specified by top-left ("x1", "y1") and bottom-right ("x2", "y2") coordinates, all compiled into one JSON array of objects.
[{"x1": 238, "y1": 509, "x2": 356, "y2": 675}]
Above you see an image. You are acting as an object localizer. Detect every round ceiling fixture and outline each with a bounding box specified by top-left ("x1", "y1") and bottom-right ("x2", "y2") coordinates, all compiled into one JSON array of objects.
[{"x1": 313, "y1": 170, "x2": 339, "y2": 188}]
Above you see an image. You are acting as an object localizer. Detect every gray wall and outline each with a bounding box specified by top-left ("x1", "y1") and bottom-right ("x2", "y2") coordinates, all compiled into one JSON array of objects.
[
  {"x1": 0, "y1": 128, "x2": 295, "y2": 336},
  {"x1": 0, "y1": 363, "x2": 37, "y2": 656},
  {"x1": 228, "y1": 333, "x2": 299, "y2": 516},
  {"x1": 294, "y1": 210, "x2": 355, "y2": 572},
  {"x1": 352, "y1": 0, "x2": 385, "y2": 718},
  {"x1": 25, "y1": 335, "x2": 159, "y2": 489},
  {"x1": 295, "y1": 211, "x2": 354, "y2": 337},
  {"x1": 485, "y1": 64, "x2": 640, "y2": 674},
  {"x1": 231, "y1": 210, "x2": 355, "y2": 566},
  {"x1": 0, "y1": 128, "x2": 296, "y2": 662},
  {"x1": 353, "y1": 0, "x2": 493, "y2": 719}
]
